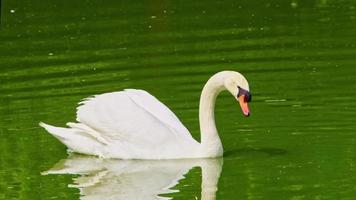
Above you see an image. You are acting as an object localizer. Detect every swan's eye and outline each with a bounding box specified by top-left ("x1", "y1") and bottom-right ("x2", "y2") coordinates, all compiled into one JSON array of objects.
[{"x1": 237, "y1": 86, "x2": 251, "y2": 102}]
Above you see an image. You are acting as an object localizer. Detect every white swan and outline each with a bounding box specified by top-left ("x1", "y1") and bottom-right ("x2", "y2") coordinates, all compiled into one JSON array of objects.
[
  {"x1": 40, "y1": 71, "x2": 251, "y2": 159},
  {"x1": 42, "y1": 155, "x2": 223, "y2": 200}
]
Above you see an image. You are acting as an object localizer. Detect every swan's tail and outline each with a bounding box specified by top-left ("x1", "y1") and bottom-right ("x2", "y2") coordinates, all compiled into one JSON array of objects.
[
  {"x1": 39, "y1": 122, "x2": 71, "y2": 141},
  {"x1": 39, "y1": 122, "x2": 105, "y2": 156}
]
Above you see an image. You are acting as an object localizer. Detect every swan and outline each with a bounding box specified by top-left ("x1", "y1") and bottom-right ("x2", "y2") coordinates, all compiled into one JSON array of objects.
[
  {"x1": 42, "y1": 155, "x2": 223, "y2": 200},
  {"x1": 40, "y1": 71, "x2": 251, "y2": 159}
]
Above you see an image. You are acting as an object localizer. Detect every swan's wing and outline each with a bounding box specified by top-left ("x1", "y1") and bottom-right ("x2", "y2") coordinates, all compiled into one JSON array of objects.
[
  {"x1": 123, "y1": 89, "x2": 195, "y2": 142},
  {"x1": 76, "y1": 89, "x2": 198, "y2": 149}
]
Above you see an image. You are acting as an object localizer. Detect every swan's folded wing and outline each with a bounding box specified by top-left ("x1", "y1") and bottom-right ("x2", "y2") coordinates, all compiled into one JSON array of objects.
[
  {"x1": 76, "y1": 89, "x2": 198, "y2": 148},
  {"x1": 124, "y1": 89, "x2": 196, "y2": 142}
]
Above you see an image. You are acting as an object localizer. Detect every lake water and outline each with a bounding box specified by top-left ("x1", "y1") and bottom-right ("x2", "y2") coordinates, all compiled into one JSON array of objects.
[{"x1": 1, "y1": 0, "x2": 356, "y2": 199}]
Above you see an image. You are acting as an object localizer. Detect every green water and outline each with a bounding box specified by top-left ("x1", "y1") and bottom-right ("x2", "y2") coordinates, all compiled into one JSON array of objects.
[{"x1": 1, "y1": 0, "x2": 356, "y2": 199}]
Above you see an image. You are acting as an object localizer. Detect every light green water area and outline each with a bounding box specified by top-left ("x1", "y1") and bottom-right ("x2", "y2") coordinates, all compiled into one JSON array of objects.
[{"x1": 1, "y1": 0, "x2": 356, "y2": 199}]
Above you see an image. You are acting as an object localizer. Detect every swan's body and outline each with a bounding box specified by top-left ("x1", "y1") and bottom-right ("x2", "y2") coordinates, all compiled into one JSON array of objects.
[{"x1": 40, "y1": 71, "x2": 251, "y2": 159}]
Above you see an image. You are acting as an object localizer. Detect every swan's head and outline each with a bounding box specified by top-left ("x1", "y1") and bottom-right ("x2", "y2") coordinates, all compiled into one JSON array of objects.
[{"x1": 223, "y1": 71, "x2": 251, "y2": 117}]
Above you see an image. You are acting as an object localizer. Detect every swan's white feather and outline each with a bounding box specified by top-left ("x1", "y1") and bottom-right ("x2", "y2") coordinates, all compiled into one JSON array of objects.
[
  {"x1": 123, "y1": 89, "x2": 194, "y2": 142},
  {"x1": 42, "y1": 89, "x2": 200, "y2": 159},
  {"x1": 76, "y1": 89, "x2": 198, "y2": 145},
  {"x1": 66, "y1": 122, "x2": 110, "y2": 145},
  {"x1": 39, "y1": 122, "x2": 105, "y2": 156}
]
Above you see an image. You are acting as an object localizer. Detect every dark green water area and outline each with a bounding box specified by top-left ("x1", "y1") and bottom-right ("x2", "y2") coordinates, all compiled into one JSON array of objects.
[{"x1": 1, "y1": 0, "x2": 356, "y2": 199}]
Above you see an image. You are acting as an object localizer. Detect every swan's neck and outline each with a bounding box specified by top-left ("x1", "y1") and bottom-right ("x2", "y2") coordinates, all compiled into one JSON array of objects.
[{"x1": 199, "y1": 73, "x2": 226, "y2": 156}]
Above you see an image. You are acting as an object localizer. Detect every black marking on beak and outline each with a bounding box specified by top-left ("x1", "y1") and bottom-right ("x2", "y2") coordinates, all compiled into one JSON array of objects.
[{"x1": 237, "y1": 86, "x2": 252, "y2": 102}]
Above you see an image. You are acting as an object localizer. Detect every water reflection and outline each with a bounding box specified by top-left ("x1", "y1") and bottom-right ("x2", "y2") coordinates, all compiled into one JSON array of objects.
[{"x1": 42, "y1": 155, "x2": 223, "y2": 200}]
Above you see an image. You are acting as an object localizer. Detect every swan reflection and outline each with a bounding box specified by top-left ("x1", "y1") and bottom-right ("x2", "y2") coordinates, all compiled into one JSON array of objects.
[{"x1": 42, "y1": 155, "x2": 223, "y2": 200}]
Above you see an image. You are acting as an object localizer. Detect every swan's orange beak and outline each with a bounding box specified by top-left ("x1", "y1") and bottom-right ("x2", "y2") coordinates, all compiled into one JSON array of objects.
[{"x1": 238, "y1": 95, "x2": 250, "y2": 117}]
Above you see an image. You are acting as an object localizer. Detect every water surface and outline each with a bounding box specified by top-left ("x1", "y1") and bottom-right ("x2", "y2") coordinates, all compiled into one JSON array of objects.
[{"x1": 1, "y1": 0, "x2": 356, "y2": 199}]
